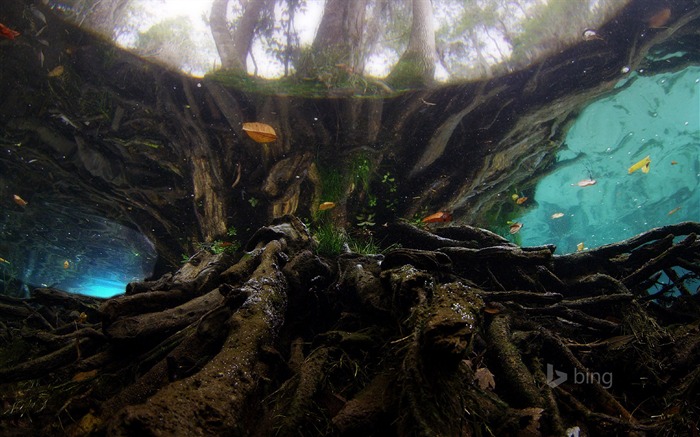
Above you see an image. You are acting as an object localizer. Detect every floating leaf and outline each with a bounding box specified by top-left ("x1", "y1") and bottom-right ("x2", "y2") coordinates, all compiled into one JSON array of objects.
[
  {"x1": 422, "y1": 211, "x2": 452, "y2": 223},
  {"x1": 648, "y1": 7, "x2": 671, "y2": 28},
  {"x1": 576, "y1": 179, "x2": 597, "y2": 187},
  {"x1": 0, "y1": 22, "x2": 20, "y2": 40},
  {"x1": 628, "y1": 155, "x2": 651, "y2": 174},
  {"x1": 577, "y1": 242, "x2": 585, "y2": 252},
  {"x1": 242, "y1": 122, "x2": 277, "y2": 143},
  {"x1": 551, "y1": 212, "x2": 565, "y2": 219},
  {"x1": 516, "y1": 196, "x2": 528, "y2": 205},
  {"x1": 509, "y1": 222, "x2": 523, "y2": 234},
  {"x1": 319, "y1": 201, "x2": 336, "y2": 211},
  {"x1": 47, "y1": 65, "x2": 64, "y2": 77},
  {"x1": 13, "y1": 194, "x2": 28, "y2": 207}
]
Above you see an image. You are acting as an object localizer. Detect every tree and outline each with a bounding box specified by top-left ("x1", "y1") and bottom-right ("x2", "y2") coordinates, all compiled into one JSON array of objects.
[
  {"x1": 135, "y1": 17, "x2": 211, "y2": 75},
  {"x1": 210, "y1": 0, "x2": 274, "y2": 71},
  {"x1": 386, "y1": 0, "x2": 437, "y2": 88},
  {"x1": 297, "y1": 0, "x2": 369, "y2": 77}
]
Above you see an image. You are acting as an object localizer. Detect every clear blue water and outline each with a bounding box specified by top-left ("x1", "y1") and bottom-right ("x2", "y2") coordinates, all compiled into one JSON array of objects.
[
  {"x1": 511, "y1": 66, "x2": 700, "y2": 254},
  {"x1": 1, "y1": 199, "x2": 156, "y2": 298}
]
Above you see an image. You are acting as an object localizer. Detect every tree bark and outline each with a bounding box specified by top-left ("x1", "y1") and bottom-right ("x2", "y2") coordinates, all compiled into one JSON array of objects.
[
  {"x1": 299, "y1": 0, "x2": 369, "y2": 76},
  {"x1": 210, "y1": 0, "x2": 271, "y2": 71},
  {"x1": 386, "y1": 0, "x2": 436, "y2": 88}
]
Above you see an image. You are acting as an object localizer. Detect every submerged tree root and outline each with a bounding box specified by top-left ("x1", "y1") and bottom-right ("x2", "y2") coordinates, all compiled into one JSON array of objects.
[{"x1": 0, "y1": 217, "x2": 698, "y2": 436}]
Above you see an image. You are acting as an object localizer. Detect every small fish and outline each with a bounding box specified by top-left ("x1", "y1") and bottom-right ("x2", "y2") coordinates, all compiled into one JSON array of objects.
[
  {"x1": 0, "y1": 22, "x2": 20, "y2": 40},
  {"x1": 13, "y1": 194, "x2": 28, "y2": 207},
  {"x1": 63, "y1": 260, "x2": 70, "y2": 269},
  {"x1": 0, "y1": 257, "x2": 10, "y2": 264},
  {"x1": 667, "y1": 207, "x2": 681, "y2": 216},
  {"x1": 577, "y1": 242, "x2": 585, "y2": 252},
  {"x1": 551, "y1": 212, "x2": 565, "y2": 219},
  {"x1": 628, "y1": 155, "x2": 651, "y2": 174},
  {"x1": 318, "y1": 201, "x2": 336, "y2": 211},
  {"x1": 48, "y1": 65, "x2": 64, "y2": 77},
  {"x1": 671, "y1": 161, "x2": 678, "y2": 165},
  {"x1": 576, "y1": 179, "x2": 597, "y2": 187},
  {"x1": 422, "y1": 211, "x2": 452, "y2": 223},
  {"x1": 515, "y1": 196, "x2": 528, "y2": 205},
  {"x1": 509, "y1": 222, "x2": 523, "y2": 234}
]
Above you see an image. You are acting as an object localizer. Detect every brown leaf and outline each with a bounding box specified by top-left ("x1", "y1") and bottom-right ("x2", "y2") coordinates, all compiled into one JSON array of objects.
[
  {"x1": 242, "y1": 122, "x2": 277, "y2": 143},
  {"x1": 474, "y1": 367, "x2": 495, "y2": 390},
  {"x1": 519, "y1": 407, "x2": 544, "y2": 437},
  {"x1": 72, "y1": 369, "x2": 98, "y2": 382}
]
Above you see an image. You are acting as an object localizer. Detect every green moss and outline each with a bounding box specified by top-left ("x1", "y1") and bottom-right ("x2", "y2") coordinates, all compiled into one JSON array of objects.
[
  {"x1": 317, "y1": 164, "x2": 348, "y2": 203},
  {"x1": 386, "y1": 52, "x2": 435, "y2": 89},
  {"x1": 205, "y1": 68, "x2": 396, "y2": 98}
]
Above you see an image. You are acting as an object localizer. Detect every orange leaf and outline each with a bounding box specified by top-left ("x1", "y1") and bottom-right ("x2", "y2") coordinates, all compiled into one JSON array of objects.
[
  {"x1": 242, "y1": 122, "x2": 277, "y2": 143},
  {"x1": 422, "y1": 211, "x2": 452, "y2": 223}
]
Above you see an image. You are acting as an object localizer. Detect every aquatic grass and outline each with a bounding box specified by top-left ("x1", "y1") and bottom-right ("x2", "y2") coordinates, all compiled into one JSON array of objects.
[{"x1": 314, "y1": 224, "x2": 347, "y2": 257}]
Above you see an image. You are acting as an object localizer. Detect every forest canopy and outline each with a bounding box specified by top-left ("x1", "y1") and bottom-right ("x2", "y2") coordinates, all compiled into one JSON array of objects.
[{"x1": 50, "y1": 0, "x2": 630, "y2": 81}]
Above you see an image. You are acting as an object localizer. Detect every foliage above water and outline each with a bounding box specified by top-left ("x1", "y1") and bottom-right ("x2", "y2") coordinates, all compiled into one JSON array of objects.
[{"x1": 55, "y1": 0, "x2": 630, "y2": 82}]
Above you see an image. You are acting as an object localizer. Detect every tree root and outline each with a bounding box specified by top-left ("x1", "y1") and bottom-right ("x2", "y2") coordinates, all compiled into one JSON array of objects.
[{"x1": 0, "y1": 217, "x2": 698, "y2": 436}]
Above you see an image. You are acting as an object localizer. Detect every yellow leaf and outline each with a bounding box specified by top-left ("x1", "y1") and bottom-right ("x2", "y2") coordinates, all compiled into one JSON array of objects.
[
  {"x1": 318, "y1": 201, "x2": 336, "y2": 211},
  {"x1": 628, "y1": 155, "x2": 651, "y2": 174},
  {"x1": 48, "y1": 65, "x2": 64, "y2": 77},
  {"x1": 242, "y1": 122, "x2": 277, "y2": 143}
]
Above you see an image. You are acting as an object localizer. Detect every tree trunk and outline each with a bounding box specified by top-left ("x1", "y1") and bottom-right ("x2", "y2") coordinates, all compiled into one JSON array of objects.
[
  {"x1": 83, "y1": 0, "x2": 132, "y2": 38},
  {"x1": 210, "y1": 0, "x2": 270, "y2": 71},
  {"x1": 386, "y1": 0, "x2": 436, "y2": 88},
  {"x1": 299, "y1": 0, "x2": 369, "y2": 76}
]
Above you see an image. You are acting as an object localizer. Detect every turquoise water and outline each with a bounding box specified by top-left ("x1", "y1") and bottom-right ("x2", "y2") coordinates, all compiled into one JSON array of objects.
[
  {"x1": 512, "y1": 66, "x2": 700, "y2": 254},
  {"x1": 1, "y1": 199, "x2": 156, "y2": 298}
]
